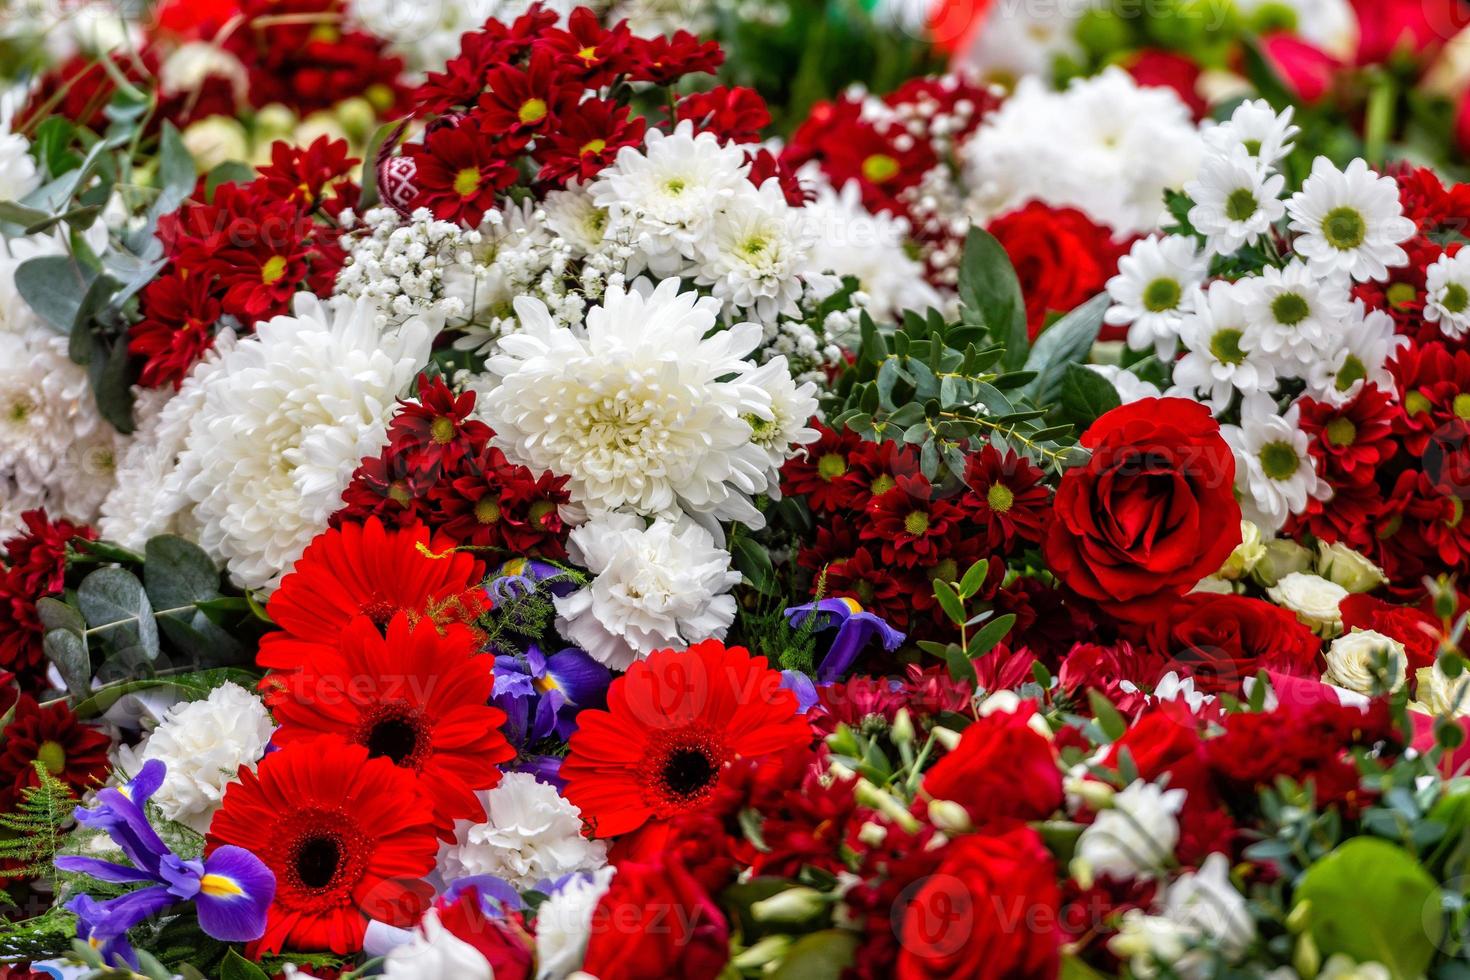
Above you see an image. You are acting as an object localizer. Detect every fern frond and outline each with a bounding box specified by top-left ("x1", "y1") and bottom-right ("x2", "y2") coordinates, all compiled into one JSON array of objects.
[{"x1": 0, "y1": 761, "x2": 77, "y2": 884}]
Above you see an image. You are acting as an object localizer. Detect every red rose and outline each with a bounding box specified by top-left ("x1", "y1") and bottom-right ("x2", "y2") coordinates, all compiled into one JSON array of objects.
[
  {"x1": 896, "y1": 825, "x2": 1062, "y2": 980},
  {"x1": 1151, "y1": 593, "x2": 1323, "y2": 693},
  {"x1": 1043, "y1": 399, "x2": 1241, "y2": 624},
  {"x1": 987, "y1": 203, "x2": 1127, "y2": 339},
  {"x1": 1341, "y1": 593, "x2": 1441, "y2": 672},
  {"x1": 581, "y1": 858, "x2": 729, "y2": 980},
  {"x1": 921, "y1": 704, "x2": 1062, "y2": 826},
  {"x1": 1123, "y1": 49, "x2": 1207, "y2": 119},
  {"x1": 1257, "y1": 34, "x2": 1339, "y2": 103}
]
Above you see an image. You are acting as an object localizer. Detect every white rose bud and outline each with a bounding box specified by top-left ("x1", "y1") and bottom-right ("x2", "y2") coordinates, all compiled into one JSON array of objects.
[
  {"x1": 1252, "y1": 538, "x2": 1314, "y2": 588},
  {"x1": 1316, "y1": 541, "x2": 1389, "y2": 594},
  {"x1": 1268, "y1": 572, "x2": 1348, "y2": 637},
  {"x1": 1219, "y1": 520, "x2": 1267, "y2": 580},
  {"x1": 1324, "y1": 629, "x2": 1406, "y2": 695},
  {"x1": 751, "y1": 887, "x2": 827, "y2": 924},
  {"x1": 926, "y1": 799, "x2": 973, "y2": 835},
  {"x1": 181, "y1": 116, "x2": 249, "y2": 174},
  {"x1": 1414, "y1": 662, "x2": 1470, "y2": 717}
]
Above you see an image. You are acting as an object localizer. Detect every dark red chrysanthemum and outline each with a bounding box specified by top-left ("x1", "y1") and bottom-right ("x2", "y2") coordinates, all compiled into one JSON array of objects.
[
  {"x1": 475, "y1": 51, "x2": 580, "y2": 136},
  {"x1": 254, "y1": 136, "x2": 359, "y2": 213},
  {"x1": 268, "y1": 614, "x2": 513, "y2": 834},
  {"x1": 780, "y1": 422, "x2": 863, "y2": 513},
  {"x1": 561, "y1": 640, "x2": 812, "y2": 837},
  {"x1": 387, "y1": 374, "x2": 493, "y2": 476},
  {"x1": 532, "y1": 7, "x2": 633, "y2": 86},
  {"x1": 628, "y1": 30, "x2": 723, "y2": 85},
  {"x1": 533, "y1": 97, "x2": 647, "y2": 187},
  {"x1": 0, "y1": 511, "x2": 94, "y2": 690},
  {"x1": 205, "y1": 738, "x2": 438, "y2": 953},
  {"x1": 862, "y1": 473, "x2": 964, "y2": 568},
  {"x1": 674, "y1": 86, "x2": 770, "y2": 145},
  {"x1": 404, "y1": 118, "x2": 526, "y2": 227},
  {"x1": 0, "y1": 696, "x2": 110, "y2": 812},
  {"x1": 128, "y1": 272, "x2": 220, "y2": 390},
  {"x1": 961, "y1": 444, "x2": 1051, "y2": 553},
  {"x1": 256, "y1": 518, "x2": 486, "y2": 674}
]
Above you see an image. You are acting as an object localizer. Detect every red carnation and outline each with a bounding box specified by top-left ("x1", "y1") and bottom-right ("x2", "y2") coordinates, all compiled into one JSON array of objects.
[
  {"x1": 1043, "y1": 398, "x2": 1241, "y2": 623},
  {"x1": 1151, "y1": 593, "x2": 1324, "y2": 693},
  {"x1": 896, "y1": 825, "x2": 1063, "y2": 980},
  {"x1": 581, "y1": 857, "x2": 730, "y2": 980},
  {"x1": 921, "y1": 703, "x2": 1062, "y2": 827}
]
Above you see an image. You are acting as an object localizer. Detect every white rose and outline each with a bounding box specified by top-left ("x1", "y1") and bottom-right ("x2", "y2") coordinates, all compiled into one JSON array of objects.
[
  {"x1": 1267, "y1": 572, "x2": 1348, "y2": 636},
  {"x1": 1414, "y1": 662, "x2": 1470, "y2": 717},
  {"x1": 1074, "y1": 780, "x2": 1185, "y2": 882},
  {"x1": 1251, "y1": 538, "x2": 1313, "y2": 588},
  {"x1": 1219, "y1": 520, "x2": 1266, "y2": 580},
  {"x1": 1323, "y1": 629, "x2": 1406, "y2": 694},
  {"x1": 1315, "y1": 541, "x2": 1388, "y2": 594}
]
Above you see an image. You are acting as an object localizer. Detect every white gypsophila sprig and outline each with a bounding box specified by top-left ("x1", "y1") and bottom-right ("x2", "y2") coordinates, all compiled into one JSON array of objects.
[
  {"x1": 1425, "y1": 248, "x2": 1470, "y2": 340},
  {"x1": 335, "y1": 206, "x2": 480, "y2": 326},
  {"x1": 1286, "y1": 157, "x2": 1414, "y2": 282},
  {"x1": 1104, "y1": 234, "x2": 1207, "y2": 358}
]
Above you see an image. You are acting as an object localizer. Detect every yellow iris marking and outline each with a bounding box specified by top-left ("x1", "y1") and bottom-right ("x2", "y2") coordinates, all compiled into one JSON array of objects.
[{"x1": 200, "y1": 874, "x2": 245, "y2": 898}]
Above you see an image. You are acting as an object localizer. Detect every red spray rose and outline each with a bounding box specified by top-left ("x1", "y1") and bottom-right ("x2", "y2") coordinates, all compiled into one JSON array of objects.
[
  {"x1": 1043, "y1": 398, "x2": 1241, "y2": 624},
  {"x1": 581, "y1": 857, "x2": 730, "y2": 980},
  {"x1": 1151, "y1": 593, "x2": 1324, "y2": 693},
  {"x1": 920, "y1": 703, "x2": 1062, "y2": 826},
  {"x1": 987, "y1": 203, "x2": 1128, "y2": 339}
]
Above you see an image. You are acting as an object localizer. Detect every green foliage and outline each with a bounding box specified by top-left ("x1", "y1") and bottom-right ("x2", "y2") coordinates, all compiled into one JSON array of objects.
[
  {"x1": 916, "y1": 558, "x2": 1015, "y2": 685},
  {"x1": 0, "y1": 761, "x2": 78, "y2": 884},
  {"x1": 476, "y1": 563, "x2": 587, "y2": 656}
]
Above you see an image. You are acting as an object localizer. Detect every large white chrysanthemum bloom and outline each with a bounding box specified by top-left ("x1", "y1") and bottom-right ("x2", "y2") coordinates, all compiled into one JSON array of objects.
[
  {"x1": 554, "y1": 512, "x2": 740, "y2": 670},
  {"x1": 113, "y1": 681, "x2": 275, "y2": 834},
  {"x1": 439, "y1": 772, "x2": 608, "y2": 891},
  {"x1": 696, "y1": 178, "x2": 817, "y2": 324},
  {"x1": 591, "y1": 121, "x2": 751, "y2": 277},
  {"x1": 171, "y1": 293, "x2": 432, "y2": 590},
  {"x1": 479, "y1": 278, "x2": 776, "y2": 527}
]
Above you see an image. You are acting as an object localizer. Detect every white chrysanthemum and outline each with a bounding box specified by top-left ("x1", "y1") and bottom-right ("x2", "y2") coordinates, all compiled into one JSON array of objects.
[
  {"x1": 555, "y1": 513, "x2": 740, "y2": 670},
  {"x1": 1324, "y1": 628, "x2": 1406, "y2": 694},
  {"x1": 113, "y1": 682, "x2": 275, "y2": 834},
  {"x1": 739, "y1": 356, "x2": 820, "y2": 487},
  {"x1": 479, "y1": 279, "x2": 776, "y2": 527},
  {"x1": 98, "y1": 337, "x2": 234, "y2": 550},
  {"x1": 1267, "y1": 571, "x2": 1347, "y2": 636},
  {"x1": 173, "y1": 294, "x2": 432, "y2": 590},
  {"x1": 1173, "y1": 280, "x2": 1278, "y2": 413},
  {"x1": 803, "y1": 175, "x2": 941, "y2": 321},
  {"x1": 382, "y1": 907, "x2": 492, "y2": 980},
  {"x1": 963, "y1": 68, "x2": 1203, "y2": 234},
  {"x1": 543, "y1": 181, "x2": 612, "y2": 255},
  {"x1": 1287, "y1": 157, "x2": 1414, "y2": 282},
  {"x1": 536, "y1": 867, "x2": 615, "y2": 980},
  {"x1": 1112, "y1": 852, "x2": 1255, "y2": 978},
  {"x1": 1201, "y1": 98, "x2": 1299, "y2": 171},
  {"x1": 1303, "y1": 302, "x2": 1406, "y2": 405},
  {"x1": 1104, "y1": 235, "x2": 1207, "y2": 358},
  {"x1": 592, "y1": 121, "x2": 751, "y2": 277},
  {"x1": 1425, "y1": 249, "x2": 1470, "y2": 340},
  {"x1": 0, "y1": 122, "x2": 40, "y2": 203},
  {"x1": 951, "y1": 0, "x2": 1088, "y2": 82},
  {"x1": 1222, "y1": 404, "x2": 1331, "y2": 533},
  {"x1": 1239, "y1": 260, "x2": 1352, "y2": 368},
  {"x1": 696, "y1": 179, "x2": 815, "y2": 323},
  {"x1": 1186, "y1": 149, "x2": 1286, "y2": 255},
  {"x1": 439, "y1": 772, "x2": 608, "y2": 891},
  {"x1": 1075, "y1": 780, "x2": 1185, "y2": 881}
]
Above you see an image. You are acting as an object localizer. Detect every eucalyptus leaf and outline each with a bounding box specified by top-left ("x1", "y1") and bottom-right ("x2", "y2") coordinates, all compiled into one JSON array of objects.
[
  {"x1": 1059, "y1": 363, "x2": 1121, "y2": 429},
  {"x1": 44, "y1": 628, "x2": 91, "y2": 699},
  {"x1": 14, "y1": 254, "x2": 94, "y2": 333},
  {"x1": 957, "y1": 226, "x2": 1029, "y2": 371},
  {"x1": 1021, "y1": 293, "x2": 1109, "y2": 406},
  {"x1": 77, "y1": 566, "x2": 159, "y2": 661}
]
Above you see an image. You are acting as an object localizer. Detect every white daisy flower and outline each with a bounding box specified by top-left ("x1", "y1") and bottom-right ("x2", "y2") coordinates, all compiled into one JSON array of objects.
[
  {"x1": 1303, "y1": 301, "x2": 1407, "y2": 405},
  {"x1": 554, "y1": 512, "x2": 741, "y2": 671},
  {"x1": 1239, "y1": 260, "x2": 1352, "y2": 369},
  {"x1": 1286, "y1": 157, "x2": 1414, "y2": 282},
  {"x1": 477, "y1": 278, "x2": 779, "y2": 528},
  {"x1": 1425, "y1": 248, "x2": 1470, "y2": 340},
  {"x1": 1202, "y1": 98, "x2": 1299, "y2": 171},
  {"x1": 1086, "y1": 363, "x2": 1162, "y2": 404},
  {"x1": 696, "y1": 179, "x2": 815, "y2": 323},
  {"x1": 591, "y1": 121, "x2": 751, "y2": 277},
  {"x1": 1104, "y1": 235, "x2": 1207, "y2": 358},
  {"x1": 1172, "y1": 280, "x2": 1278, "y2": 413},
  {"x1": 1222, "y1": 403, "x2": 1332, "y2": 532},
  {"x1": 1186, "y1": 149, "x2": 1286, "y2": 255}
]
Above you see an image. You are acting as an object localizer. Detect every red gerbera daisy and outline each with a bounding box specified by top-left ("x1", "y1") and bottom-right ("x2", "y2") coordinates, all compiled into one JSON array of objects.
[
  {"x1": 205, "y1": 738, "x2": 438, "y2": 954},
  {"x1": 0, "y1": 695, "x2": 111, "y2": 812},
  {"x1": 268, "y1": 613, "x2": 513, "y2": 834},
  {"x1": 561, "y1": 639, "x2": 812, "y2": 837},
  {"x1": 256, "y1": 517, "x2": 486, "y2": 673}
]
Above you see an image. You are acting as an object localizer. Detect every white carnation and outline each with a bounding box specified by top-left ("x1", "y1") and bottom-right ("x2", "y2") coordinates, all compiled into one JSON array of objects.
[
  {"x1": 536, "y1": 867, "x2": 615, "y2": 980},
  {"x1": 555, "y1": 513, "x2": 740, "y2": 670},
  {"x1": 439, "y1": 772, "x2": 608, "y2": 891},
  {"x1": 1075, "y1": 779, "x2": 1185, "y2": 882}
]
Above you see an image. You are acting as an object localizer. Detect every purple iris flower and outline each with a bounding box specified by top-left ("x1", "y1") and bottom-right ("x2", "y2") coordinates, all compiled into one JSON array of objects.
[
  {"x1": 780, "y1": 670, "x2": 820, "y2": 712},
  {"x1": 492, "y1": 644, "x2": 611, "y2": 747},
  {"x1": 55, "y1": 760, "x2": 274, "y2": 969},
  {"x1": 486, "y1": 558, "x2": 580, "y2": 603},
  {"x1": 785, "y1": 597, "x2": 906, "y2": 683}
]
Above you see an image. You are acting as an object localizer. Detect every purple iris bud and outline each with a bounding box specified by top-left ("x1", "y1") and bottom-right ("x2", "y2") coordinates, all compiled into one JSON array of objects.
[
  {"x1": 780, "y1": 670, "x2": 820, "y2": 712},
  {"x1": 491, "y1": 644, "x2": 610, "y2": 750},
  {"x1": 487, "y1": 558, "x2": 579, "y2": 599},
  {"x1": 55, "y1": 760, "x2": 275, "y2": 955},
  {"x1": 440, "y1": 874, "x2": 525, "y2": 914},
  {"x1": 785, "y1": 597, "x2": 906, "y2": 683}
]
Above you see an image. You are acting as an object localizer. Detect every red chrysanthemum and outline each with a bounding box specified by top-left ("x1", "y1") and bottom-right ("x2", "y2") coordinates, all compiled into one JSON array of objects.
[
  {"x1": 268, "y1": 614, "x2": 513, "y2": 833},
  {"x1": 960, "y1": 444, "x2": 1051, "y2": 553},
  {"x1": 628, "y1": 30, "x2": 723, "y2": 85},
  {"x1": 1298, "y1": 384, "x2": 1400, "y2": 487},
  {"x1": 256, "y1": 518, "x2": 486, "y2": 674},
  {"x1": 780, "y1": 422, "x2": 863, "y2": 513},
  {"x1": 0, "y1": 696, "x2": 110, "y2": 812},
  {"x1": 254, "y1": 136, "x2": 359, "y2": 213},
  {"x1": 205, "y1": 738, "x2": 438, "y2": 954},
  {"x1": 533, "y1": 7, "x2": 632, "y2": 86},
  {"x1": 533, "y1": 97, "x2": 647, "y2": 187},
  {"x1": 413, "y1": 6, "x2": 558, "y2": 115},
  {"x1": 475, "y1": 51, "x2": 580, "y2": 136},
  {"x1": 862, "y1": 473, "x2": 964, "y2": 568},
  {"x1": 674, "y1": 86, "x2": 770, "y2": 145},
  {"x1": 404, "y1": 118, "x2": 526, "y2": 227},
  {"x1": 128, "y1": 271, "x2": 220, "y2": 390},
  {"x1": 430, "y1": 448, "x2": 571, "y2": 557},
  {"x1": 0, "y1": 511, "x2": 94, "y2": 690},
  {"x1": 387, "y1": 375, "x2": 493, "y2": 477},
  {"x1": 561, "y1": 640, "x2": 812, "y2": 837}
]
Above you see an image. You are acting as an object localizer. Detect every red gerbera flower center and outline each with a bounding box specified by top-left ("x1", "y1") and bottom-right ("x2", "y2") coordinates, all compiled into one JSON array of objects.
[
  {"x1": 356, "y1": 700, "x2": 432, "y2": 769},
  {"x1": 358, "y1": 593, "x2": 405, "y2": 627},
  {"x1": 280, "y1": 809, "x2": 369, "y2": 905},
  {"x1": 645, "y1": 726, "x2": 728, "y2": 811}
]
